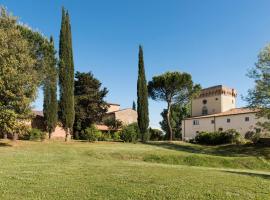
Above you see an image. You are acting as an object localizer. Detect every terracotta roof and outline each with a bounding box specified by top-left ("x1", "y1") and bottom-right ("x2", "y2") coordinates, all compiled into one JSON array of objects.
[
  {"x1": 184, "y1": 108, "x2": 258, "y2": 120},
  {"x1": 95, "y1": 124, "x2": 110, "y2": 131},
  {"x1": 95, "y1": 124, "x2": 121, "y2": 131},
  {"x1": 107, "y1": 108, "x2": 135, "y2": 114},
  {"x1": 107, "y1": 102, "x2": 120, "y2": 106}
]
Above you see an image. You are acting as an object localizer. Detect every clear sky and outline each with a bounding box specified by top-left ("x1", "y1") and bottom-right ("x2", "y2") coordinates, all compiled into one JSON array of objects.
[{"x1": 2, "y1": 0, "x2": 270, "y2": 128}]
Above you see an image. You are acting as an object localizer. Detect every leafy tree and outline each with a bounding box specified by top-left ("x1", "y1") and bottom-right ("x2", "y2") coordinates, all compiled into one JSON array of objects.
[
  {"x1": 74, "y1": 71, "x2": 108, "y2": 138},
  {"x1": 43, "y1": 37, "x2": 58, "y2": 139},
  {"x1": 103, "y1": 118, "x2": 122, "y2": 131},
  {"x1": 246, "y1": 44, "x2": 270, "y2": 133},
  {"x1": 132, "y1": 101, "x2": 136, "y2": 111},
  {"x1": 148, "y1": 71, "x2": 200, "y2": 141},
  {"x1": 59, "y1": 8, "x2": 75, "y2": 141},
  {"x1": 137, "y1": 45, "x2": 149, "y2": 142},
  {"x1": 149, "y1": 128, "x2": 164, "y2": 141},
  {"x1": 160, "y1": 104, "x2": 190, "y2": 140},
  {"x1": 0, "y1": 8, "x2": 39, "y2": 140}
]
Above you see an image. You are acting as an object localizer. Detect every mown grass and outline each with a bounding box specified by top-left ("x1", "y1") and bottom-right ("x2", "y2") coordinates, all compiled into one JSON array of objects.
[{"x1": 0, "y1": 140, "x2": 269, "y2": 199}]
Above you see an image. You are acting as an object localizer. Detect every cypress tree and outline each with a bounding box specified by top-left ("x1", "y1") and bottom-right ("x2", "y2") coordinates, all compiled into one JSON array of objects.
[
  {"x1": 132, "y1": 101, "x2": 136, "y2": 111},
  {"x1": 137, "y1": 45, "x2": 149, "y2": 142},
  {"x1": 43, "y1": 37, "x2": 58, "y2": 139},
  {"x1": 59, "y1": 8, "x2": 75, "y2": 141}
]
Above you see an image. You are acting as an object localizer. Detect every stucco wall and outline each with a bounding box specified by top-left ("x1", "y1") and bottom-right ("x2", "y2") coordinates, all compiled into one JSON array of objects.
[
  {"x1": 115, "y1": 109, "x2": 137, "y2": 125},
  {"x1": 183, "y1": 113, "x2": 261, "y2": 140},
  {"x1": 192, "y1": 95, "x2": 222, "y2": 116},
  {"x1": 107, "y1": 104, "x2": 120, "y2": 113},
  {"x1": 221, "y1": 94, "x2": 236, "y2": 112}
]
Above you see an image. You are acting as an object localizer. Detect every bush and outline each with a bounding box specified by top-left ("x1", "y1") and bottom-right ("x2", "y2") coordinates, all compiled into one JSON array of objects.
[
  {"x1": 194, "y1": 129, "x2": 242, "y2": 145},
  {"x1": 245, "y1": 131, "x2": 261, "y2": 143},
  {"x1": 120, "y1": 123, "x2": 139, "y2": 143},
  {"x1": 112, "y1": 131, "x2": 121, "y2": 141},
  {"x1": 84, "y1": 125, "x2": 102, "y2": 142},
  {"x1": 28, "y1": 128, "x2": 46, "y2": 141},
  {"x1": 149, "y1": 128, "x2": 164, "y2": 141}
]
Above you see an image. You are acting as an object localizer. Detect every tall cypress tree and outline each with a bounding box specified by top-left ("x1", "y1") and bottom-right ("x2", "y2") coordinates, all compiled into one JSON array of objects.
[
  {"x1": 137, "y1": 45, "x2": 149, "y2": 142},
  {"x1": 43, "y1": 37, "x2": 58, "y2": 139},
  {"x1": 132, "y1": 101, "x2": 136, "y2": 111},
  {"x1": 59, "y1": 8, "x2": 75, "y2": 141}
]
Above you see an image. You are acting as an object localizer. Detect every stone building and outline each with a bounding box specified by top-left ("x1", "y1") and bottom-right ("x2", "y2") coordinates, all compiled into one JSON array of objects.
[
  {"x1": 96, "y1": 103, "x2": 137, "y2": 132},
  {"x1": 182, "y1": 85, "x2": 262, "y2": 140}
]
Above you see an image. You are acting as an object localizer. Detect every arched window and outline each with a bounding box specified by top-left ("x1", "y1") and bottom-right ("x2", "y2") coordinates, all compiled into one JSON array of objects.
[{"x1": 202, "y1": 106, "x2": 208, "y2": 115}]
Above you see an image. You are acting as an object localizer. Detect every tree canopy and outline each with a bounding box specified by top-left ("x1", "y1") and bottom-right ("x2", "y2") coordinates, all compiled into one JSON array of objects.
[
  {"x1": 59, "y1": 8, "x2": 75, "y2": 141},
  {"x1": 246, "y1": 44, "x2": 270, "y2": 133},
  {"x1": 0, "y1": 8, "x2": 41, "y2": 139},
  {"x1": 74, "y1": 71, "x2": 108, "y2": 138},
  {"x1": 148, "y1": 71, "x2": 200, "y2": 141},
  {"x1": 137, "y1": 45, "x2": 149, "y2": 142}
]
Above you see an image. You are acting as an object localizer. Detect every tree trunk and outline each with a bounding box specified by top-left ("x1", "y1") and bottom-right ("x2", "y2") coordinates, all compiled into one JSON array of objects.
[
  {"x1": 65, "y1": 128, "x2": 71, "y2": 142},
  {"x1": 12, "y1": 133, "x2": 18, "y2": 141},
  {"x1": 3, "y1": 133, "x2": 7, "y2": 139},
  {"x1": 167, "y1": 102, "x2": 173, "y2": 141},
  {"x1": 48, "y1": 132, "x2": 52, "y2": 140}
]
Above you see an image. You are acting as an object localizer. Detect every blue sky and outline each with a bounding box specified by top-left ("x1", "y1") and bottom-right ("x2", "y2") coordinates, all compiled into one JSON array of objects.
[{"x1": 2, "y1": 0, "x2": 270, "y2": 128}]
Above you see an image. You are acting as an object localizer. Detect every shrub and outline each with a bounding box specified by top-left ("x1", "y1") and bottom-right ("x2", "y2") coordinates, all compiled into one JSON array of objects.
[
  {"x1": 112, "y1": 131, "x2": 121, "y2": 141},
  {"x1": 149, "y1": 128, "x2": 164, "y2": 141},
  {"x1": 28, "y1": 128, "x2": 46, "y2": 141},
  {"x1": 245, "y1": 131, "x2": 261, "y2": 143},
  {"x1": 84, "y1": 125, "x2": 102, "y2": 142},
  {"x1": 194, "y1": 129, "x2": 242, "y2": 145},
  {"x1": 120, "y1": 123, "x2": 139, "y2": 143}
]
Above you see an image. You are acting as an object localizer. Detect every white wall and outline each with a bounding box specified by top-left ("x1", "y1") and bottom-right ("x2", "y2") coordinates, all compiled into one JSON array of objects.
[{"x1": 183, "y1": 113, "x2": 260, "y2": 140}]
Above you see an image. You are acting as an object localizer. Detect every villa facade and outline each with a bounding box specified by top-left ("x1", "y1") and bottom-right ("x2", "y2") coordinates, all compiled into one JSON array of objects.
[{"x1": 182, "y1": 85, "x2": 261, "y2": 140}]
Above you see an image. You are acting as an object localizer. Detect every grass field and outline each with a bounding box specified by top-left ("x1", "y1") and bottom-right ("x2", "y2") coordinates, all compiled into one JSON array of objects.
[{"x1": 0, "y1": 140, "x2": 269, "y2": 200}]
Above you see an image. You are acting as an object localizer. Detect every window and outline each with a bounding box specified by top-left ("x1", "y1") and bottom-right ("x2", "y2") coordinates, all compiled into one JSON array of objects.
[
  {"x1": 227, "y1": 118, "x2": 231, "y2": 123},
  {"x1": 215, "y1": 98, "x2": 218, "y2": 101},
  {"x1": 202, "y1": 106, "x2": 208, "y2": 115},
  {"x1": 218, "y1": 128, "x2": 223, "y2": 131},
  {"x1": 193, "y1": 120, "x2": 199, "y2": 125},
  {"x1": 245, "y1": 117, "x2": 250, "y2": 122},
  {"x1": 211, "y1": 120, "x2": 215, "y2": 124},
  {"x1": 202, "y1": 99, "x2": 207, "y2": 104}
]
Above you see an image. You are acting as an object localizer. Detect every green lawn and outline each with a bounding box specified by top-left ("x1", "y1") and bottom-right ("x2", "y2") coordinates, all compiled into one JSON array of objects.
[{"x1": 0, "y1": 140, "x2": 269, "y2": 200}]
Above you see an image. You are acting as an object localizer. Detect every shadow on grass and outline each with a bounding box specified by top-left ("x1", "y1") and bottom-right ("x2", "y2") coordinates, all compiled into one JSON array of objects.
[
  {"x1": 224, "y1": 170, "x2": 270, "y2": 180},
  {"x1": 146, "y1": 142, "x2": 270, "y2": 159},
  {"x1": 0, "y1": 142, "x2": 12, "y2": 147}
]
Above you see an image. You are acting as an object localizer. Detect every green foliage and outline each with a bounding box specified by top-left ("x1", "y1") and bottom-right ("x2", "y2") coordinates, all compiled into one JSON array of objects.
[
  {"x1": 149, "y1": 128, "x2": 164, "y2": 141},
  {"x1": 160, "y1": 104, "x2": 190, "y2": 140},
  {"x1": 112, "y1": 131, "x2": 121, "y2": 141},
  {"x1": 59, "y1": 8, "x2": 75, "y2": 139},
  {"x1": 43, "y1": 37, "x2": 58, "y2": 137},
  {"x1": 84, "y1": 125, "x2": 102, "y2": 142},
  {"x1": 194, "y1": 129, "x2": 242, "y2": 145},
  {"x1": 74, "y1": 71, "x2": 108, "y2": 138},
  {"x1": 103, "y1": 118, "x2": 122, "y2": 130},
  {"x1": 137, "y1": 45, "x2": 149, "y2": 142},
  {"x1": 132, "y1": 101, "x2": 136, "y2": 111},
  {"x1": 245, "y1": 131, "x2": 261, "y2": 143},
  {"x1": 120, "y1": 123, "x2": 139, "y2": 143},
  {"x1": 246, "y1": 44, "x2": 270, "y2": 132},
  {"x1": 148, "y1": 71, "x2": 200, "y2": 141},
  {"x1": 0, "y1": 7, "x2": 43, "y2": 138},
  {"x1": 28, "y1": 128, "x2": 46, "y2": 141}
]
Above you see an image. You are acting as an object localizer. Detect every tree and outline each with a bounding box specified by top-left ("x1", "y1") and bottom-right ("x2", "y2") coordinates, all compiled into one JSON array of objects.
[
  {"x1": 137, "y1": 45, "x2": 149, "y2": 142},
  {"x1": 160, "y1": 104, "x2": 190, "y2": 140},
  {"x1": 103, "y1": 118, "x2": 123, "y2": 132},
  {"x1": 148, "y1": 71, "x2": 200, "y2": 141},
  {"x1": 43, "y1": 37, "x2": 58, "y2": 139},
  {"x1": 0, "y1": 8, "x2": 39, "y2": 140},
  {"x1": 74, "y1": 71, "x2": 108, "y2": 138},
  {"x1": 132, "y1": 101, "x2": 136, "y2": 111},
  {"x1": 59, "y1": 8, "x2": 75, "y2": 141},
  {"x1": 246, "y1": 44, "x2": 270, "y2": 133}
]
